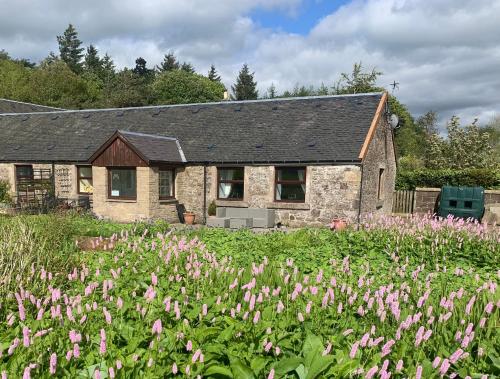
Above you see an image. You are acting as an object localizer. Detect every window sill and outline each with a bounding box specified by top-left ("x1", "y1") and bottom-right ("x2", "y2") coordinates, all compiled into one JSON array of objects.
[
  {"x1": 215, "y1": 200, "x2": 249, "y2": 208},
  {"x1": 159, "y1": 199, "x2": 178, "y2": 205},
  {"x1": 107, "y1": 198, "x2": 137, "y2": 203},
  {"x1": 266, "y1": 202, "x2": 310, "y2": 210}
]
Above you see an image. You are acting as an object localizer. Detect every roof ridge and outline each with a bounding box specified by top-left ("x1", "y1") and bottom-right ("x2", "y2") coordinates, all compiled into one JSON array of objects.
[
  {"x1": 118, "y1": 130, "x2": 178, "y2": 141},
  {"x1": 0, "y1": 98, "x2": 65, "y2": 111},
  {"x1": 0, "y1": 92, "x2": 384, "y2": 117}
]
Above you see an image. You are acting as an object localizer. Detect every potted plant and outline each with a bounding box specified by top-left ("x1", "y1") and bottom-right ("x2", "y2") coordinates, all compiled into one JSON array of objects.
[
  {"x1": 330, "y1": 217, "x2": 347, "y2": 231},
  {"x1": 183, "y1": 211, "x2": 196, "y2": 225}
]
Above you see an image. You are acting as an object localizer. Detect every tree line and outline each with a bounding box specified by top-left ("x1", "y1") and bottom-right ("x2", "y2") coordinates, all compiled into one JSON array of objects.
[{"x1": 0, "y1": 24, "x2": 498, "y2": 170}]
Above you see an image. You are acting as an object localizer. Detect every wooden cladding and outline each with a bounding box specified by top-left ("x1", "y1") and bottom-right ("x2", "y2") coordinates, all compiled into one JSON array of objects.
[{"x1": 92, "y1": 137, "x2": 148, "y2": 167}]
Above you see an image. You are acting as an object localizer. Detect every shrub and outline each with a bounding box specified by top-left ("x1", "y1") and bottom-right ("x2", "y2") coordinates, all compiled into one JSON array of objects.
[
  {"x1": 207, "y1": 200, "x2": 217, "y2": 216},
  {"x1": 0, "y1": 179, "x2": 12, "y2": 204},
  {"x1": 396, "y1": 168, "x2": 500, "y2": 190}
]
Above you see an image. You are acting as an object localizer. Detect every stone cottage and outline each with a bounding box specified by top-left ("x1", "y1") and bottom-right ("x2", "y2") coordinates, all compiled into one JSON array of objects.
[{"x1": 0, "y1": 92, "x2": 396, "y2": 227}]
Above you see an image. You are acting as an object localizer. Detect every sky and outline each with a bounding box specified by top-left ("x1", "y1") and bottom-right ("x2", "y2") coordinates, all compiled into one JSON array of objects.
[{"x1": 1, "y1": 0, "x2": 499, "y2": 126}]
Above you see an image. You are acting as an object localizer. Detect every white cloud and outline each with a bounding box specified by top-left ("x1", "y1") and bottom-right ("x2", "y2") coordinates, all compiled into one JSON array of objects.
[{"x1": 1, "y1": 0, "x2": 499, "y2": 125}]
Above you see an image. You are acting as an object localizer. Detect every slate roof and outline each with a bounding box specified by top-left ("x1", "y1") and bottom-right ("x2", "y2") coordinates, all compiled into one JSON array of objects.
[
  {"x1": 0, "y1": 98, "x2": 63, "y2": 113},
  {"x1": 0, "y1": 92, "x2": 384, "y2": 164},
  {"x1": 91, "y1": 131, "x2": 186, "y2": 164}
]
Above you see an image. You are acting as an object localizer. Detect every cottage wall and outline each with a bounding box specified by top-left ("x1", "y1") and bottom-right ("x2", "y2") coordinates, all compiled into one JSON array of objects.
[
  {"x1": 0, "y1": 162, "x2": 85, "y2": 201},
  {"x1": 360, "y1": 117, "x2": 396, "y2": 215}
]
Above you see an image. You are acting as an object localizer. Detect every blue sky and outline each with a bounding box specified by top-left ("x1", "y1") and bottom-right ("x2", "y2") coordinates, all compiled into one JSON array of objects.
[{"x1": 251, "y1": 0, "x2": 349, "y2": 35}]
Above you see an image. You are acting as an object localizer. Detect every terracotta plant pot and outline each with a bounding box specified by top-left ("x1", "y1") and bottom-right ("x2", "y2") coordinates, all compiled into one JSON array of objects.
[
  {"x1": 330, "y1": 218, "x2": 347, "y2": 231},
  {"x1": 183, "y1": 212, "x2": 196, "y2": 225}
]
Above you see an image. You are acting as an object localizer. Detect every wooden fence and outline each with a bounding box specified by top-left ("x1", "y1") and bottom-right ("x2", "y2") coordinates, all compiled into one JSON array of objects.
[{"x1": 392, "y1": 190, "x2": 415, "y2": 214}]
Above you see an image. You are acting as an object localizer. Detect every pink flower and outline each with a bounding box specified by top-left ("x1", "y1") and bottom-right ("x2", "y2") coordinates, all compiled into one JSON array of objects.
[
  {"x1": 99, "y1": 329, "x2": 107, "y2": 355},
  {"x1": 268, "y1": 368, "x2": 275, "y2": 379},
  {"x1": 439, "y1": 359, "x2": 450, "y2": 376},
  {"x1": 297, "y1": 312, "x2": 304, "y2": 322},
  {"x1": 94, "y1": 368, "x2": 101, "y2": 379},
  {"x1": 264, "y1": 341, "x2": 273, "y2": 352},
  {"x1": 172, "y1": 363, "x2": 178, "y2": 374},
  {"x1": 253, "y1": 311, "x2": 261, "y2": 324},
  {"x1": 49, "y1": 353, "x2": 57, "y2": 375},
  {"x1": 108, "y1": 367, "x2": 115, "y2": 379},
  {"x1": 323, "y1": 343, "x2": 332, "y2": 356},
  {"x1": 192, "y1": 349, "x2": 202, "y2": 363},
  {"x1": 151, "y1": 272, "x2": 158, "y2": 286},
  {"x1": 343, "y1": 329, "x2": 353, "y2": 336},
  {"x1": 152, "y1": 319, "x2": 162, "y2": 335},
  {"x1": 395, "y1": 360, "x2": 403, "y2": 372},
  {"x1": 365, "y1": 366, "x2": 378, "y2": 379},
  {"x1": 73, "y1": 344, "x2": 80, "y2": 358},
  {"x1": 22, "y1": 327, "x2": 30, "y2": 347},
  {"x1": 416, "y1": 365, "x2": 423, "y2": 379},
  {"x1": 186, "y1": 340, "x2": 193, "y2": 351},
  {"x1": 349, "y1": 341, "x2": 360, "y2": 359},
  {"x1": 116, "y1": 360, "x2": 122, "y2": 370},
  {"x1": 432, "y1": 356, "x2": 441, "y2": 368}
]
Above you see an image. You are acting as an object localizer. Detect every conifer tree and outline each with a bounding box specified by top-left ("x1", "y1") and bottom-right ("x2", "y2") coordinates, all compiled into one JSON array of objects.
[
  {"x1": 180, "y1": 62, "x2": 195, "y2": 74},
  {"x1": 231, "y1": 64, "x2": 258, "y2": 100},
  {"x1": 208, "y1": 64, "x2": 221, "y2": 82},
  {"x1": 57, "y1": 24, "x2": 84, "y2": 74},
  {"x1": 158, "y1": 53, "x2": 179, "y2": 72},
  {"x1": 84, "y1": 45, "x2": 101, "y2": 73}
]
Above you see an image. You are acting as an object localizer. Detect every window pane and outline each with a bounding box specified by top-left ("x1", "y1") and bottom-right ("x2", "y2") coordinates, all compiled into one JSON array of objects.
[
  {"x1": 79, "y1": 179, "x2": 93, "y2": 194},
  {"x1": 78, "y1": 167, "x2": 92, "y2": 178},
  {"x1": 16, "y1": 166, "x2": 33, "y2": 179},
  {"x1": 219, "y1": 168, "x2": 244, "y2": 181},
  {"x1": 159, "y1": 170, "x2": 174, "y2": 198},
  {"x1": 219, "y1": 182, "x2": 244, "y2": 199},
  {"x1": 277, "y1": 168, "x2": 305, "y2": 182},
  {"x1": 276, "y1": 183, "x2": 306, "y2": 202},
  {"x1": 110, "y1": 169, "x2": 136, "y2": 198}
]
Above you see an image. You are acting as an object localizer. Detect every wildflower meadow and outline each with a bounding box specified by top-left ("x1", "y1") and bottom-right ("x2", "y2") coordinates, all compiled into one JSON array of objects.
[{"x1": 0, "y1": 214, "x2": 498, "y2": 378}]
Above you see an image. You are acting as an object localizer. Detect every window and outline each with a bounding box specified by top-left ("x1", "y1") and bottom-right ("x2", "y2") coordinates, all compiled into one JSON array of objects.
[
  {"x1": 77, "y1": 166, "x2": 93, "y2": 194},
  {"x1": 108, "y1": 168, "x2": 137, "y2": 199},
  {"x1": 275, "y1": 167, "x2": 306, "y2": 202},
  {"x1": 16, "y1": 165, "x2": 33, "y2": 181},
  {"x1": 159, "y1": 169, "x2": 175, "y2": 199},
  {"x1": 218, "y1": 167, "x2": 244, "y2": 200},
  {"x1": 377, "y1": 168, "x2": 385, "y2": 200}
]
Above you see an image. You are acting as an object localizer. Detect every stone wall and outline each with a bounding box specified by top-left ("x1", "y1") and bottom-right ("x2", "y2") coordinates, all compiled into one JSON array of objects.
[
  {"x1": 206, "y1": 164, "x2": 362, "y2": 227},
  {"x1": 360, "y1": 117, "x2": 396, "y2": 215},
  {"x1": 414, "y1": 187, "x2": 500, "y2": 215},
  {"x1": 92, "y1": 166, "x2": 179, "y2": 223},
  {"x1": 0, "y1": 162, "x2": 87, "y2": 201}
]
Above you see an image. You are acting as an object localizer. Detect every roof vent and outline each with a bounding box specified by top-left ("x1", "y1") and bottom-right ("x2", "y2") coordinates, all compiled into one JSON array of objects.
[
  {"x1": 13, "y1": 145, "x2": 21, "y2": 150},
  {"x1": 116, "y1": 111, "x2": 124, "y2": 117},
  {"x1": 234, "y1": 105, "x2": 242, "y2": 112},
  {"x1": 191, "y1": 108, "x2": 201, "y2": 114},
  {"x1": 207, "y1": 143, "x2": 216, "y2": 150},
  {"x1": 21, "y1": 115, "x2": 29, "y2": 121},
  {"x1": 307, "y1": 141, "x2": 316, "y2": 148},
  {"x1": 315, "y1": 103, "x2": 322, "y2": 108},
  {"x1": 84, "y1": 144, "x2": 92, "y2": 150},
  {"x1": 82, "y1": 113, "x2": 91, "y2": 119},
  {"x1": 152, "y1": 109, "x2": 161, "y2": 116},
  {"x1": 51, "y1": 115, "x2": 59, "y2": 120},
  {"x1": 255, "y1": 143, "x2": 264, "y2": 148},
  {"x1": 47, "y1": 144, "x2": 55, "y2": 150},
  {"x1": 357, "y1": 101, "x2": 363, "y2": 105},
  {"x1": 272, "y1": 106, "x2": 278, "y2": 111}
]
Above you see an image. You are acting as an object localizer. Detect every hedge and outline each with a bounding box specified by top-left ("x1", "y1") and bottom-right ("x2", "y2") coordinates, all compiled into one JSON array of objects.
[
  {"x1": 0, "y1": 179, "x2": 11, "y2": 204},
  {"x1": 395, "y1": 168, "x2": 500, "y2": 190}
]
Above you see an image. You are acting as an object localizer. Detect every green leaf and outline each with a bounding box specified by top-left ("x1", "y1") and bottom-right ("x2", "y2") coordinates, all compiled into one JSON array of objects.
[
  {"x1": 274, "y1": 357, "x2": 303, "y2": 376},
  {"x1": 303, "y1": 333, "x2": 323, "y2": 368},
  {"x1": 205, "y1": 365, "x2": 234, "y2": 379},
  {"x1": 305, "y1": 356, "x2": 334, "y2": 379},
  {"x1": 250, "y1": 357, "x2": 269, "y2": 376},
  {"x1": 230, "y1": 359, "x2": 255, "y2": 379}
]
